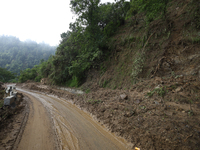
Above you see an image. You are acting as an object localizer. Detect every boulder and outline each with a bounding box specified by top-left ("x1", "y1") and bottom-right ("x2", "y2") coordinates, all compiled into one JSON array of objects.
[
  {"x1": 4, "y1": 96, "x2": 16, "y2": 106},
  {"x1": 12, "y1": 86, "x2": 16, "y2": 92},
  {"x1": 12, "y1": 92, "x2": 18, "y2": 98},
  {"x1": 175, "y1": 87, "x2": 183, "y2": 93},
  {"x1": 120, "y1": 94, "x2": 128, "y2": 100},
  {"x1": 6, "y1": 86, "x2": 12, "y2": 94},
  {"x1": 40, "y1": 78, "x2": 50, "y2": 85}
]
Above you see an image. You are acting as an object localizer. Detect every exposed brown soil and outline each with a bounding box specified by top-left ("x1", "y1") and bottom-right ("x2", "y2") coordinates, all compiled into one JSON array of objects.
[
  {"x1": 81, "y1": 0, "x2": 200, "y2": 91},
  {"x1": 18, "y1": 75, "x2": 200, "y2": 149},
  {"x1": 0, "y1": 83, "x2": 59, "y2": 150},
  {"x1": 16, "y1": 92, "x2": 58, "y2": 150},
  {"x1": 0, "y1": 90, "x2": 27, "y2": 150},
  {"x1": 2, "y1": 0, "x2": 200, "y2": 149},
  {"x1": 69, "y1": 2, "x2": 200, "y2": 148},
  {"x1": 0, "y1": 82, "x2": 5, "y2": 107},
  {"x1": 16, "y1": 86, "x2": 130, "y2": 150}
]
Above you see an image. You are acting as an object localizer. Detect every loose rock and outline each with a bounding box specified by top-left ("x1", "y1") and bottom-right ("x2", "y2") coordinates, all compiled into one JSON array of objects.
[{"x1": 120, "y1": 94, "x2": 128, "y2": 100}]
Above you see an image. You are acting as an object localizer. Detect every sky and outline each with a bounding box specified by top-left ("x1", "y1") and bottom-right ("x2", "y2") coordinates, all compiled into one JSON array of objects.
[{"x1": 0, "y1": 0, "x2": 116, "y2": 46}]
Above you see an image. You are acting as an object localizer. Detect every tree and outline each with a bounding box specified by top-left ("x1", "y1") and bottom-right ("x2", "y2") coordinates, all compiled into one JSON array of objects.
[
  {"x1": 0, "y1": 67, "x2": 16, "y2": 82},
  {"x1": 17, "y1": 1, "x2": 131, "y2": 86},
  {"x1": 0, "y1": 35, "x2": 56, "y2": 75}
]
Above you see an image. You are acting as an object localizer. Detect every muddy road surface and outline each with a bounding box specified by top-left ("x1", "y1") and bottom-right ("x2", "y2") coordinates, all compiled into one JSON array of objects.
[{"x1": 16, "y1": 88, "x2": 129, "y2": 150}]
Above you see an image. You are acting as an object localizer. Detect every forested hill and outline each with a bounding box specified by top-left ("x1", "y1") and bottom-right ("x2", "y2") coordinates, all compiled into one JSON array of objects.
[
  {"x1": 0, "y1": 35, "x2": 56, "y2": 74},
  {"x1": 18, "y1": 0, "x2": 200, "y2": 87}
]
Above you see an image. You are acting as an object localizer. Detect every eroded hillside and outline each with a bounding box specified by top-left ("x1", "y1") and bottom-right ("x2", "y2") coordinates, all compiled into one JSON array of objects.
[
  {"x1": 82, "y1": 0, "x2": 200, "y2": 91},
  {"x1": 8, "y1": 0, "x2": 200, "y2": 149}
]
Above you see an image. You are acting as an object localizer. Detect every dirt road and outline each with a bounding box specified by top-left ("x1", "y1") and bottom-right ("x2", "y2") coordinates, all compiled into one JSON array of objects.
[
  {"x1": 17, "y1": 92, "x2": 57, "y2": 150},
  {"x1": 17, "y1": 88, "x2": 129, "y2": 150}
]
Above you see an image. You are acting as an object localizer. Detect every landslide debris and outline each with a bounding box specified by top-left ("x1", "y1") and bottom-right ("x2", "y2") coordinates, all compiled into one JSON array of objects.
[
  {"x1": 19, "y1": 75, "x2": 200, "y2": 149},
  {"x1": 16, "y1": 0, "x2": 200, "y2": 149},
  {"x1": 81, "y1": 0, "x2": 200, "y2": 91},
  {"x1": 0, "y1": 83, "x2": 27, "y2": 150}
]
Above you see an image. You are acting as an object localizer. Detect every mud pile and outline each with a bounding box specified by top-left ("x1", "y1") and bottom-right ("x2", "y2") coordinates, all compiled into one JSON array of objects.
[
  {"x1": 0, "y1": 92, "x2": 24, "y2": 123},
  {"x1": 0, "y1": 85, "x2": 25, "y2": 150},
  {"x1": 74, "y1": 76, "x2": 200, "y2": 149},
  {"x1": 20, "y1": 75, "x2": 200, "y2": 149},
  {"x1": 0, "y1": 82, "x2": 4, "y2": 99},
  {"x1": 0, "y1": 93, "x2": 28, "y2": 150}
]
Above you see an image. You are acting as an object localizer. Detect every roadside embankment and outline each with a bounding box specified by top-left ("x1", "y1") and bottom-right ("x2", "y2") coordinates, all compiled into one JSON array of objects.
[
  {"x1": 0, "y1": 84, "x2": 27, "y2": 150},
  {"x1": 18, "y1": 76, "x2": 200, "y2": 149}
]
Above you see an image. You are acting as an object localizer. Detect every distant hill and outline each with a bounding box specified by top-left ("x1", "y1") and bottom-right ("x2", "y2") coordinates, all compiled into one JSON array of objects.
[{"x1": 0, "y1": 35, "x2": 56, "y2": 74}]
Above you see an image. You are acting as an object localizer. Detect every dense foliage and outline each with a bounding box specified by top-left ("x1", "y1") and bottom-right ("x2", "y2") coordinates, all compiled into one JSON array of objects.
[
  {"x1": 49, "y1": 0, "x2": 130, "y2": 85},
  {"x1": 0, "y1": 67, "x2": 16, "y2": 82},
  {"x1": 0, "y1": 35, "x2": 56, "y2": 74},
  {"x1": 19, "y1": 0, "x2": 130, "y2": 85},
  {"x1": 126, "y1": 0, "x2": 170, "y2": 22},
  {"x1": 18, "y1": 0, "x2": 173, "y2": 86},
  {"x1": 18, "y1": 56, "x2": 54, "y2": 83}
]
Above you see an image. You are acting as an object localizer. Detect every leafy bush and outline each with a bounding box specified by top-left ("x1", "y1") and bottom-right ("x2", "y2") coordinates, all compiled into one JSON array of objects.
[
  {"x1": 147, "y1": 87, "x2": 166, "y2": 97},
  {"x1": 35, "y1": 76, "x2": 42, "y2": 82},
  {"x1": 67, "y1": 76, "x2": 79, "y2": 87},
  {"x1": 126, "y1": 0, "x2": 170, "y2": 22},
  {"x1": 18, "y1": 1, "x2": 130, "y2": 86},
  {"x1": 0, "y1": 67, "x2": 16, "y2": 82}
]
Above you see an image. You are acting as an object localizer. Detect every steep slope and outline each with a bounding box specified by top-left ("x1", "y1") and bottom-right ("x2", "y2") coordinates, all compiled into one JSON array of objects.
[
  {"x1": 72, "y1": 1, "x2": 200, "y2": 149},
  {"x1": 82, "y1": 0, "x2": 200, "y2": 91},
  {"x1": 12, "y1": 1, "x2": 200, "y2": 149}
]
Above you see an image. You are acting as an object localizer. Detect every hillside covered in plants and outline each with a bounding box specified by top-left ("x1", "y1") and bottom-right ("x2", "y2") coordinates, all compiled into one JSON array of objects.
[
  {"x1": 0, "y1": 35, "x2": 56, "y2": 75},
  {"x1": 19, "y1": 0, "x2": 200, "y2": 88}
]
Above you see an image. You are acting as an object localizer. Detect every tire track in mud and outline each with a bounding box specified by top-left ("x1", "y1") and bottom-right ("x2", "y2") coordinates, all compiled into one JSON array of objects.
[
  {"x1": 12, "y1": 111, "x2": 29, "y2": 150},
  {"x1": 30, "y1": 92, "x2": 79, "y2": 150},
  {"x1": 17, "y1": 88, "x2": 130, "y2": 150},
  {"x1": 16, "y1": 91, "x2": 58, "y2": 150}
]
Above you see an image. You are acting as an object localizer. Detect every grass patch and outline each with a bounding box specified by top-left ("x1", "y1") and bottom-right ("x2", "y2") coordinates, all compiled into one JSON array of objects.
[
  {"x1": 0, "y1": 100, "x2": 4, "y2": 108},
  {"x1": 87, "y1": 99, "x2": 102, "y2": 104},
  {"x1": 131, "y1": 51, "x2": 145, "y2": 81},
  {"x1": 147, "y1": 86, "x2": 166, "y2": 98},
  {"x1": 103, "y1": 80, "x2": 109, "y2": 88},
  {"x1": 112, "y1": 85, "x2": 117, "y2": 90},
  {"x1": 182, "y1": 28, "x2": 200, "y2": 44},
  {"x1": 85, "y1": 89, "x2": 90, "y2": 94},
  {"x1": 66, "y1": 76, "x2": 79, "y2": 87},
  {"x1": 100, "y1": 64, "x2": 107, "y2": 76}
]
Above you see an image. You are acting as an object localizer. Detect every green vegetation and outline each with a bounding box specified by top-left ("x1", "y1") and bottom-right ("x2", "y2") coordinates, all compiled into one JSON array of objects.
[
  {"x1": 87, "y1": 99, "x2": 102, "y2": 104},
  {"x1": 131, "y1": 51, "x2": 145, "y2": 82},
  {"x1": 85, "y1": 89, "x2": 90, "y2": 94},
  {"x1": 17, "y1": 0, "x2": 181, "y2": 87},
  {"x1": 0, "y1": 100, "x2": 3, "y2": 108},
  {"x1": 0, "y1": 35, "x2": 56, "y2": 75},
  {"x1": 18, "y1": 56, "x2": 54, "y2": 83},
  {"x1": 126, "y1": 0, "x2": 170, "y2": 22},
  {"x1": 147, "y1": 86, "x2": 166, "y2": 97},
  {"x1": 0, "y1": 67, "x2": 16, "y2": 82},
  {"x1": 18, "y1": 0, "x2": 130, "y2": 85}
]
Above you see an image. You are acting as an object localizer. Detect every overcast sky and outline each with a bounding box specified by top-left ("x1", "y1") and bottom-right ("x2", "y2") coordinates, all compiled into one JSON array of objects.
[{"x1": 0, "y1": 0, "x2": 116, "y2": 46}]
